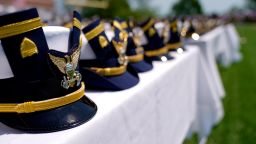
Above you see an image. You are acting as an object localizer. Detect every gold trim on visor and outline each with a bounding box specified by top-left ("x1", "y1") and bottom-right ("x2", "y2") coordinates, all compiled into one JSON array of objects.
[
  {"x1": 166, "y1": 42, "x2": 182, "y2": 50},
  {"x1": 142, "y1": 19, "x2": 155, "y2": 31},
  {"x1": 73, "y1": 18, "x2": 82, "y2": 29},
  {"x1": 145, "y1": 46, "x2": 168, "y2": 57},
  {"x1": 0, "y1": 83, "x2": 85, "y2": 113},
  {"x1": 0, "y1": 17, "x2": 43, "y2": 39},
  {"x1": 84, "y1": 23, "x2": 104, "y2": 41},
  {"x1": 128, "y1": 54, "x2": 144, "y2": 63},
  {"x1": 90, "y1": 65, "x2": 127, "y2": 76}
]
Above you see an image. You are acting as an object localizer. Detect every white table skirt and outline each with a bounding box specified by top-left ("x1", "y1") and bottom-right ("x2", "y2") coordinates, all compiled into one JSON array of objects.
[
  {"x1": 183, "y1": 27, "x2": 226, "y2": 100},
  {"x1": 183, "y1": 26, "x2": 230, "y2": 139},
  {"x1": 0, "y1": 47, "x2": 199, "y2": 144},
  {"x1": 186, "y1": 24, "x2": 241, "y2": 68},
  {"x1": 224, "y1": 24, "x2": 242, "y2": 63},
  {"x1": 188, "y1": 46, "x2": 224, "y2": 139}
]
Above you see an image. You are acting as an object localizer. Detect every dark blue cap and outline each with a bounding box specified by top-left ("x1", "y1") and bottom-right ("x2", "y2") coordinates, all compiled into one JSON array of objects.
[
  {"x1": 0, "y1": 9, "x2": 97, "y2": 133},
  {"x1": 81, "y1": 19, "x2": 139, "y2": 90},
  {"x1": 112, "y1": 19, "x2": 153, "y2": 73},
  {"x1": 139, "y1": 18, "x2": 173, "y2": 61},
  {"x1": 166, "y1": 19, "x2": 184, "y2": 51}
]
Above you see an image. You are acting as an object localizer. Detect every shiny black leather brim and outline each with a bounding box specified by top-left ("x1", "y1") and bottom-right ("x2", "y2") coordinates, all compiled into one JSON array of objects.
[
  {"x1": 0, "y1": 96, "x2": 97, "y2": 133},
  {"x1": 129, "y1": 60, "x2": 153, "y2": 73},
  {"x1": 80, "y1": 65, "x2": 139, "y2": 91}
]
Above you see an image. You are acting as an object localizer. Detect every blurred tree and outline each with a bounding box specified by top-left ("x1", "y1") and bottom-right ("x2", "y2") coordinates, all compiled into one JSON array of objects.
[
  {"x1": 81, "y1": 0, "x2": 156, "y2": 20},
  {"x1": 132, "y1": 8, "x2": 156, "y2": 20},
  {"x1": 82, "y1": 0, "x2": 133, "y2": 19},
  {"x1": 170, "y1": 0, "x2": 203, "y2": 16},
  {"x1": 132, "y1": 0, "x2": 157, "y2": 20},
  {"x1": 247, "y1": 0, "x2": 256, "y2": 10}
]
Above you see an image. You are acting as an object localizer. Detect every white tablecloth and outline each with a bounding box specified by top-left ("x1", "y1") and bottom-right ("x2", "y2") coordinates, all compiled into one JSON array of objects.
[
  {"x1": 0, "y1": 46, "x2": 199, "y2": 144},
  {"x1": 185, "y1": 24, "x2": 241, "y2": 68},
  {"x1": 183, "y1": 27, "x2": 226, "y2": 99},
  {"x1": 224, "y1": 24, "x2": 242, "y2": 63},
  {"x1": 187, "y1": 47, "x2": 224, "y2": 139},
  {"x1": 0, "y1": 27, "x2": 226, "y2": 144},
  {"x1": 183, "y1": 26, "x2": 231, "y2": 140}
]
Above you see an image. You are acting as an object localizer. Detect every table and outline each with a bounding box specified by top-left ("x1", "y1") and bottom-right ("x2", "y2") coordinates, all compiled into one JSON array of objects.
[
  {"x1": 0, "y1": 26, "x2": 226, "y2": 144},
  {"x1": 0, "y1": 47, "x2": 198, "y2": 144}
]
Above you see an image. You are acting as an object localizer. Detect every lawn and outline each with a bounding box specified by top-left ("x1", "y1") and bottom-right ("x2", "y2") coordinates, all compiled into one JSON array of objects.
[{"x1": 185, "y1": 23, "x2": 256, "y2": 144}]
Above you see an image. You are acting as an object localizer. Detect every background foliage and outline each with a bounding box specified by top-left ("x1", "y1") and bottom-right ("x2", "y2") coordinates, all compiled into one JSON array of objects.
[
  {"x1": 82, "y1": 0, "x2": 156, "y2": 20},
  {"x1": 171, "y1": 0, "x2": 203, "y2": 16}
]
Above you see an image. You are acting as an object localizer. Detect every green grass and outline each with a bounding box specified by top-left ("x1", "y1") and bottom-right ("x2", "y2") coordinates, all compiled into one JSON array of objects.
[{"x1": 184, "y1": 23, "x2": 256, "y2": 144}]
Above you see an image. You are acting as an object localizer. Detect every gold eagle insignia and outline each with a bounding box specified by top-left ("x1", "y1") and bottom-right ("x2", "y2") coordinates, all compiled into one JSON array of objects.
[
  {"x1": 112, "y1": 40, "x2": 128, "y2": 66},
  {"x1": 48, "y1": 48, "x2": 82, "y2": 89}
]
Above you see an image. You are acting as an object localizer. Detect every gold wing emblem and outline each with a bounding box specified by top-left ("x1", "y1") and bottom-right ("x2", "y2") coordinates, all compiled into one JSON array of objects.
[
  {"x1": 112, "y1": 40, "x2": 125, "y2": 55},
  {"x1": 48, "y1": 53, "x2": 66, "y2": 74},
  {"x1": 70, "y1": 48, "x2": 80, "y2": 70},
  {"x1": 48, "y1": 48, "x2": 80, "y2": 74}
]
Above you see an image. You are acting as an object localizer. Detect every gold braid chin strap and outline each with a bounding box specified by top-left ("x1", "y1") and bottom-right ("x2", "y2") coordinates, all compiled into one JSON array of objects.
[{"x1": 0, "y1": 83, "x2": 85, "y2": 113}]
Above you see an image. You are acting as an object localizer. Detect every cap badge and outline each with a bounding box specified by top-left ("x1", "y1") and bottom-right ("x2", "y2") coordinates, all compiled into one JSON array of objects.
[
  {"x1": 99, "y1": 35, "x2": 108, "y2": 48},
  {"x1": 48, "y1": 48, "x2": 82, "y2": 89},
  {"x1": 112, "y1": 40, "x2": 128, "y2": 66},
  {"x1": 20, "y1": 37, "x2": 38, "y2": 58},
  {"x1": 149, "y1": 28, "x2": 156, "y2": 37},
  {"x1": 119, "y1": 31, "x2": 128, "y2": 41},
  {"x1": 163, "y1": 26, "x2": 170, "y2": 44}
]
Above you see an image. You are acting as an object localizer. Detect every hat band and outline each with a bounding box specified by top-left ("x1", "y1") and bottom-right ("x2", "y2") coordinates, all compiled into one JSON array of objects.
[
  {"x1": 73, "y1": 17, "x2": 82, "y2": 29},
  {"x1": 166, "y1": 42, "x2": 182, "y2": 50},
  {"x1": 128, "y1": 53, "x2": 144, "y2": 63},
  {"x1": 90, "y1": 65, "x2": 127, "y2": 76},
  {"x1": 142, "y1": 19, "x2": 154, "y2": 31},
  {"x1": 0, "y1": 82, "x2": 85, "y2": 113},
  {"x1": 0, "y1": 17, "x2": 43, "y2": 39},
  {"x1": 145, "y1": 46, "x2": 168, "y2": 57},
  {"x1": 84, "y1": 23, "x2": 104, "y2": 40}
]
